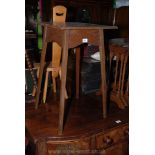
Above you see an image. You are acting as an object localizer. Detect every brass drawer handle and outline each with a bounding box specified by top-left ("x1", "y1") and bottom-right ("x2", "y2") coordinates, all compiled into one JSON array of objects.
[{"x1": 103, "y1": 136, "x2": 113, "y2": 145}]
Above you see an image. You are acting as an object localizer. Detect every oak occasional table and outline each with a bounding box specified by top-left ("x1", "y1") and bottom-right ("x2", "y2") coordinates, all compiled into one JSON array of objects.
[{"x1": 35, "y1": 22, "x2": 117, "y2": 135}]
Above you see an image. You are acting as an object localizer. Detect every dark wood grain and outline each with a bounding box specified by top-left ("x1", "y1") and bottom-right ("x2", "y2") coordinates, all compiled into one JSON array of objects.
[
  {"x1": 26, "y1": 93, "x2": 128, "y2": 155},
  {"x1": 26, "y1": 93, "x2": 128, "y2": 139}
]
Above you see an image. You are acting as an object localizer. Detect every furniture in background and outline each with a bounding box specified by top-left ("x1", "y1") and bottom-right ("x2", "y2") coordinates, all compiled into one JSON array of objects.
[
  {"x1": 81, "y1": 57, "x2": 101, "y2": 94},
  {"x1": 25, "y1": 31, "x2": 38, "y2": 96},
  {"x1": 109, "y1": 38, "x2": 129, "y2": 109},
  {"x1": 32, "y1": 6, "x2": 68, "y2": 101},
  {"x1": 35, "y1": 22, "x2": 117, "y2": 135},
  {"x1": 25, "y1": 50, "x2": 38, "y2": 104},
  {"x1": 44, "y1": 0, "x2": 113, "y2": 24},
  {"x1": 32, "y1": 63, "x2": 40, "y2": 96},
  {"x1": 25, "y1": 26, "x2": 39, "y2": 96},
  {"x1": 96, "y1": 38, "x2": 129, "y2": 109},
  {"x1": 113, "y1": 6, "x2": 129, "y2": 38},
  {"x1": 43, "y1": 5, "x2": 68, "y2": 104},
  {"x1": 42, "y1": 0, "x2": 128, "y2": 39},
  {"x1": 75, "y1": 44, "x2": 100, "y2": 95}
]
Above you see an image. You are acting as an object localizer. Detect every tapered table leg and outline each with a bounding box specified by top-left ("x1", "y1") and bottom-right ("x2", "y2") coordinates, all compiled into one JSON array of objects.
[
  {"x1": 35, "y1": 27, "x2": 47, "y2": 109},
  {"x1": 99, "y1": 29, "x2": 107, "y2": 118},
  {"x1": 58, "y1": 30, "x2": 69, "y2": 135}
]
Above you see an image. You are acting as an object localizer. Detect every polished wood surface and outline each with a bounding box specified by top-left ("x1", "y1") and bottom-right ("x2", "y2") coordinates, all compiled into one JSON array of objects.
[
  {"x1": 26, "y1": 94, "x2": 128, "y2": 139},
  {"x1": 26, "y1": 93, "x2": 128, "y2": 155},
  {"x1": 35, "y1": 22, "x2": 117, "y2": 135},
  {"x1": 42, "y1": 22, "x2": 117, "y2": 30}
]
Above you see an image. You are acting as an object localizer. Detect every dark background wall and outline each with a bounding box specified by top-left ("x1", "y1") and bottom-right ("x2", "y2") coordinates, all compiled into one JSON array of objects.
[{"x1": 26, "y1": 0, "x2": 129, "y2": 38}]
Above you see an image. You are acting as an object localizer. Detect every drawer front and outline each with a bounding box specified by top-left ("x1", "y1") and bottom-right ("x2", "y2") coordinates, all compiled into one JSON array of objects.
[
  {"x1": 96, "y1": 125, "x2": 128, "y2": 149},
  {"x1": 47, "y1": 140, "x2": 90, "y2": 155}
]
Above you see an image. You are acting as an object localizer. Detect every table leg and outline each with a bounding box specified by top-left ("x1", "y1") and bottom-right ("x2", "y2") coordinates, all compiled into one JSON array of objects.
[
  {"x1": 121, "y1": 55, "x2": 128, "y2": 106},
  {"x1": 99, "y1": 29, "x2": 107, "y2": 118},
  {"x1": 76, "y1": 47, "x2": 80, "y2": 99},
  {"x1": 35, "y1": 36, "x2": 47, "y2": 109},
  {"x1": 58, "y1": 30, "x2": 69, "y2": 135},
  {"x1": 118, "y1": 54, "x2": 124, "y2": 93}
]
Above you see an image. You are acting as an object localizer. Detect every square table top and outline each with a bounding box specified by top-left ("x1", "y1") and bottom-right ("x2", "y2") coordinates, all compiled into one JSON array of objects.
[{"x1": 41, "y1": 22, "x2": 118, "y2": 30}]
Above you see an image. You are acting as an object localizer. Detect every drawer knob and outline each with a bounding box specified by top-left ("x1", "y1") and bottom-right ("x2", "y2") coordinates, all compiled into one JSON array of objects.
[{"x1": 103, "y1": 136, "x2": 113, "y2": 145}]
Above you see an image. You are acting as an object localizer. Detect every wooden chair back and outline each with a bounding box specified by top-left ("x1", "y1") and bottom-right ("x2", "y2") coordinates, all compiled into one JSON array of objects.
[
  {"x1": 109, "y1": 44, "x2": 129, "y2": 109},
  {"x1": 52, "y1": 5, "x2": 67, "y2": 77},
  {"x1": 53, "y1": 5, "x2": 67, "y2": 23}
]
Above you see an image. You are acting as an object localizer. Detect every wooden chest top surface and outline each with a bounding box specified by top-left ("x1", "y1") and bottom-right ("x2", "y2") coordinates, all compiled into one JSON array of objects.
[{"x1": 26, "y1": 93, "x2": 128, "y2": 143}]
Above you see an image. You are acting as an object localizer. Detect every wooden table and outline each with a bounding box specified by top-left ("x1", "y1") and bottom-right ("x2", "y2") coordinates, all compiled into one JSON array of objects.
[{"x1": 35, "y1": 22, "x2": 117, "y2": 135}]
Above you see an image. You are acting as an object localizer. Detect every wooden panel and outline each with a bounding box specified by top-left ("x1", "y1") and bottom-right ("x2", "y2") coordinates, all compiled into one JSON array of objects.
[
  {"x1": 42, "y1": 0, "x2": 113, "y2": 24},
  {"x1": 34, "y1": 125, "x2": 129, "y2": 155},
  {"x1": 47, "y1": 139, "x2": 90, "y2": 155},
  {"x1": 68, "y1": 29, "x2": 100, "y2": 48},
  {"x1": 48, "y1": 0, "x2": 128, "y2": 38},
  {"x1": 115, "y1": 6, "x2": 129, "y2": 28},
  {"x1": 27, "y1": 0, "x2": 128, "y2": 38}
]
